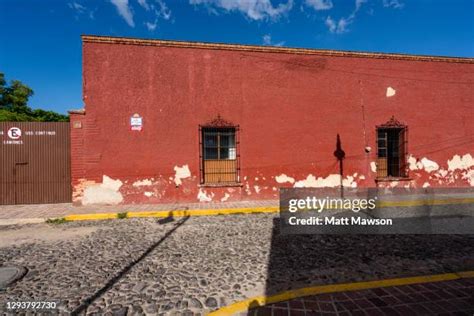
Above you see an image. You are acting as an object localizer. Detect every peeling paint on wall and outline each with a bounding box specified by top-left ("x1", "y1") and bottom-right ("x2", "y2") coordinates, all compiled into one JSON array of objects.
[
  {"x1": 408, "y1": 155, "x2": 439, "y2": 172},
  {"x1": 420, "y1": 158, "x2": 439, "y2": 172},
  {"x1": 197, "y1": 188, "x2": 214, "y2": 202},
  {"x1": 294, "y1": 174, "x2": 339, "y2": 188},
  {"x1": 370, "y1": 162, "x2": 377, "y2": 173},
  {"x1": 275, "y1": 174, "x2": 295, "y2": 184},
  {"x1": 405, "y1": 153, "x2": 474, "y2": 187},
  {"x1": 463, "y1": 170, "x2": 474, "y2": 186},
  {"x1": 133, "y1": 179, "x2": 153, "y2": 187},
  {"x1": 342, "y1": 176, "x2": 357, "y2": 188},
  {"x1": 221, "y1": 193, "x2": 230, "y2": 202},
  {"x1": 254, "y1": 185, "x2": 261, "y2": 193},
  {"x1": 386, "y1": 86, "x2": 396, "y2": 97},
  {"x1": 436, "y1": 169, "x2": 448, "y2": 178},
  {"x1": 408, "y1": 155, "x2": 418, "y2": 171},
  {"x1": 293, "y1": 174, "x2": 357, "y2": 188},
  {"x1": 244, "y1": 183, "x2": 252, "y2": 195},
  {"x1": 72, "y1": 179, "x2": 96, "y2": 203},
  {"x1": 83, "y1": 175, "x2": 123, "y2": 205},
  {"x1": 422, "y1": 182, "x2": 430, "y2": 188},
  {"x1": 448, "y1": 154, "x2": 474, "y2": 171},
  {"x1": 174, "y1": 165, "x2": 191, "y2": 186},
  {"x1": 144, "y1": 191, "x2": 153, "y2": 197}
]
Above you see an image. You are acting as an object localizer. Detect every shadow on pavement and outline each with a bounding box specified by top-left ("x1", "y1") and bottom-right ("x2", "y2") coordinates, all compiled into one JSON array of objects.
[
  {"x1": 254, "y1": 217, "x2": 474, "y2": 314},
  {"x1": 71, "y1": 216, "x2": 189, "y2": 316}
]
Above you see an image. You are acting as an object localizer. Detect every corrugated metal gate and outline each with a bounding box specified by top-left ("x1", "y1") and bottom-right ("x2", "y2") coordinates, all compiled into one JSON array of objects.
[{"x1": 0, "y1": 122, "x2": 71, "y2": 205}]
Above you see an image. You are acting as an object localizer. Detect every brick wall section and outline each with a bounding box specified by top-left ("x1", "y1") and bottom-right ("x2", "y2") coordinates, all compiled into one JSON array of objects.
[
  {"x1": 74, "y1": 36, "x2": 474, "y2": 205},
  {"x1": 69, "y1": 110, "x2": 86, "y2": 204}
]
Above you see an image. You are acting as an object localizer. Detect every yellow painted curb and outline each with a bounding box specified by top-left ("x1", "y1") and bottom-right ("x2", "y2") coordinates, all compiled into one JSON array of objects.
[
  {"x1": 64, "y1": 213, "x2": 118, "y2": 221},
  {"x1": 127, "y1": 206, "x2": 279, "y2": 218},
  {"x1": 63, "y1": 207, "x2": 279, "y2": 221},
  {"x1": 59, "y1": 197, "x2": 474, "y2": 222},
  {"x1": 378, "y1": 197, "x2": 474, "y2": 208},
  {"x1": 457, "y1": 270, "x2": 474, "y2": 278},
  {"x1": 208, "y1": 271, "x2": 474, "y2": 315}
]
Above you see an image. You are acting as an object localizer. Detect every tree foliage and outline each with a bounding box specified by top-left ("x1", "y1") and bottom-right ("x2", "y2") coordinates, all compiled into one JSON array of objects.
[{"x1": 0, "y1": 72, "x2": 69, "y2": 122}]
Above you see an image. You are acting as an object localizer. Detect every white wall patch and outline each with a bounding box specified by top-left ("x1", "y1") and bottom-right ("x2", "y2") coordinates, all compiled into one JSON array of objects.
[
  {"x1": 275, "y1": 174, "x2": 295, "y2": 184},
  {"x1": 463, "y1": 170, "x2": 474, "y2": 186},
  {"x1": 408, "y1": 155, "x2": 418, "y2": 171},
  {"x1": 386, "y1": 86, "x2": 396, "y2": 97},
  {"x1": 133, "y1": 179, "x2": 153, "y2": 187},
  {"x1": 174, "y1": 165, "x2": 191, "y2": 186},
  {"x1": 420, "y1": 158, "x2": 439, "y2": 172},
  {"x1": 294, "y1": 174, "x2": 339, "y2": 188},
  {"x1": 447, "y1": 154, "x2": 474, "y2": 171},
  {"x1": 83, "y1": 175, "x2": 124, "y2": 205},
  {"x1": 221, "y1": 193, "x2": 230, "y2": 202},
  {"x1": 370, "y1": 162, "x2": 377, "y2": 173},
  {"x1": 197, "y1": 188, "x2": 213, "y2": 202}
]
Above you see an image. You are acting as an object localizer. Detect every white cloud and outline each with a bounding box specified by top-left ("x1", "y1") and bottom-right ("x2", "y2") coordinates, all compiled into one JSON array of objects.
[
  {"x1": 355, "y1": 0, "x2": 367, "y2": 11},
  {"x1": 146, "y1": 20, "x2": 158, "y2": 31},
  {"x1": 143, "y1": 0, "x2": 172, "y2": 32},
  {"x1": 68, "y1": 2, "x2": 86, "y2": 13},
  {"x1": 304, "y1": 0, "x2": 333, "y2": 10},
  {"x1": 324, "y1": 0, "x2": 367, "y2": 34},
  {"x1": 156, "y1": 0, "x2": 172, "y2": 20},
  {"x1": 383, "y1": 0, "x2": 404, "y2": 9},
  {"x1": 110, "y1": 0, "x2": 135, "y2": 27},
  {"x1": 138, "y1": 0, "x2": 150, "y2": 11},
  {"x1": 262, "y1": 34, "x2": 285, "y2": 46},
  {"x1": 190, "y1": 0, "x2": 293, "y2": 21},
  {"x1": 68, "y1": 1, "x2": 95, "y2": 19},
  {"x1": 325, "y1": 16, "x2": 336, "y2": 32},
  {"x1": 325, "y1": 16, "x2": 350, "y2": 33}
]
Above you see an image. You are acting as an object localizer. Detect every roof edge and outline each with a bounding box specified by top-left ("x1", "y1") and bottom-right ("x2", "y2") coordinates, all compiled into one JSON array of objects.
[
  {"x1": 81, "y1": 35, "x2": 474, "y2": 64},
  {"x1": 68, "y1": 109, "x2": 85, "y2": 115}
]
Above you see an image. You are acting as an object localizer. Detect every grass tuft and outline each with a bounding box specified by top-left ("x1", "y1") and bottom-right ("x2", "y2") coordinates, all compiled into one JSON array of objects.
[
  {"x1": 46, "y1": 217, "x2": 67, "y2": 224},
  {"x1": 117, "y1": 212, "x2": 128, "y2": 219}
]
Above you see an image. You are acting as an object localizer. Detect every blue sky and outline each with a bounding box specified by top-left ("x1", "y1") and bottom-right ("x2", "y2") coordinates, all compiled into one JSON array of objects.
[{"x1": 0, "y1": 0, "x2": 473, "y2": 114}]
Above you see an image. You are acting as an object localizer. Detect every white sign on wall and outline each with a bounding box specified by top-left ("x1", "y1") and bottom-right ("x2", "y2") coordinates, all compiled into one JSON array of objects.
[
  {"x1": 130, "y1": 113, "x2": 143, "y2": 131},
  {"x1": 7, "y1": 127, "x2": 22, "y2": 139}
]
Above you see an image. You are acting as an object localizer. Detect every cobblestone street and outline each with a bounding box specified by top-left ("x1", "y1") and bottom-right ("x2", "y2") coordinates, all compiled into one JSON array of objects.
[{"x1": 0, "y1": 213, "x2": 473, "y2": 315}]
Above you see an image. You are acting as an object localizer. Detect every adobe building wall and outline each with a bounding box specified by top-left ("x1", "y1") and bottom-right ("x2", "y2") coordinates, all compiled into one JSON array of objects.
[{"x1": 70, "y1": 36, "x2": 474, "y2": 205}]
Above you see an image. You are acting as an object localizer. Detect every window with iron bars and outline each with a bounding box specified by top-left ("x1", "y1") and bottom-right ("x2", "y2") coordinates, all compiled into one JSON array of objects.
[
  {"x1": 199, "y1": 126, "x2": 240, "y2": 184},
  {"x1": 376, "y1": 118, "x2": 408, "y2": 179}
]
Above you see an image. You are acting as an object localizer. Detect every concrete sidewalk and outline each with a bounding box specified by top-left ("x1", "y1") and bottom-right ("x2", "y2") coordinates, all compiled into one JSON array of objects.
[
  {"x1": 1, "y1": 190, "x2": 473, "y2": 225},
  {"x1": 0, "y1": 200, "x2": 279, "y2": 225}
]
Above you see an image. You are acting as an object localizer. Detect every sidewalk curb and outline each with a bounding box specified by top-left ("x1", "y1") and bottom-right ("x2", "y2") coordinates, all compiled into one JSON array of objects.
[
  {"x1": 0, "y1": 218, "x2": 45, "y2": 226},
  {"x1": 56, "y1": 197, "x2": 474, "y2": 223},
  {"x1": 63, "y1": 206, "x2": 279, "y2": 222},
  {"x1": 207, "y1": 270, "x2": 474, "y2": 315}
]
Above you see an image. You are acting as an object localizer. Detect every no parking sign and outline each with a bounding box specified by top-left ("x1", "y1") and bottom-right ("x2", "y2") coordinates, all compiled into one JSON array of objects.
[{"x1": 7, "y1": 127, "x2": 22, "y2": 139}]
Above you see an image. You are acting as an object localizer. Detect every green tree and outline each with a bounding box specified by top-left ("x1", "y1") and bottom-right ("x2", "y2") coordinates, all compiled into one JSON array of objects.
[{"x1": 0, "y1": 72, "x2": 69, "y2": 122}]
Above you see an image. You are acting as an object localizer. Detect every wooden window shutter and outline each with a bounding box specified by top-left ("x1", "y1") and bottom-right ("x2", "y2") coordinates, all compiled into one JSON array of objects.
[{"x1": 376, "y1": 129, "x2": 388, "y2": 178}]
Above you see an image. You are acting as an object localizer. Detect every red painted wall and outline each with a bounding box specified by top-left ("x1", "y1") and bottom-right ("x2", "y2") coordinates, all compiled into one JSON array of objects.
[{"x1": 70, "y1": 37, "x2": 474, "y2": 205}]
